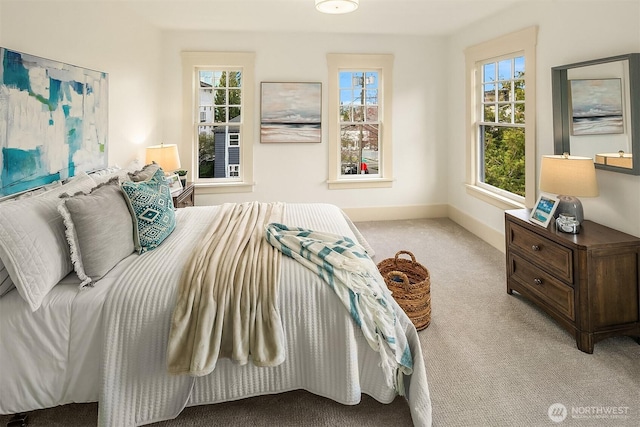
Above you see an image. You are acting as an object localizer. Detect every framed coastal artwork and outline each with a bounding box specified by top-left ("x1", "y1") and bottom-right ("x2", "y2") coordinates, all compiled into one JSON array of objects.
[
  {"x1": 0, "y1": 47, "x2": 108, "y2": 198},
  {"x1": 260, "y1": 82, "x2": 321, "y2": 143},
  {"x1": 570, "y1": 78, "x2": 624, "y2": 136}
]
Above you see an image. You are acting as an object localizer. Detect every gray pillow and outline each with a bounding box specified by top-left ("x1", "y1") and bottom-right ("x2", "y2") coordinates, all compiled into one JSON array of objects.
[
  {"x1": 58, "y1": 178, "x2": 135, "y2": 287},
  {"x1": 129, "y1": 162, "x2": 161, "y2": 182}
]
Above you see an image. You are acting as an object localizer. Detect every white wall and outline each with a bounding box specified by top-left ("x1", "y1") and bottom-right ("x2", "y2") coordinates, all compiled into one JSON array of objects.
[
  {"x1": 0, "y1": 0, "x2": 163, "y2": 169},
  {"x1": 447, "y1": 0, "x2": 640, "y2": 239},
  {"x1": 2, "y1": 0, "x2": 638, "y2": 239},
  {"x1": 161, "y1": 31, "x2": 449, "y2": 212}
]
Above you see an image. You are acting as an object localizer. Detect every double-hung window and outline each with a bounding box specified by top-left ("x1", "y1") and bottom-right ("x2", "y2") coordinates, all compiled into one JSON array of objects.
[
  {"x1": 182, "y1": 52, "x2": 255, "y2": 192},
  {"x1": 327, "y1": 54, "x2": 394, "y2": 189},
  {"x1": 465, "y1": 27, "x2": 537, "y2": 209}
]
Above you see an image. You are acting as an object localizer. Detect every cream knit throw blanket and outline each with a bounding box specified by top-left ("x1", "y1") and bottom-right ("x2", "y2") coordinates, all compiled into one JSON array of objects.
[{"x1": 168, "y1": 202, "x2": 285, "y2": 376}]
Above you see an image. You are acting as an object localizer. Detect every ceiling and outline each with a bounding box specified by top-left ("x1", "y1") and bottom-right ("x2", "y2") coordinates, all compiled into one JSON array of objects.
[{"x1": 120, "y1": 0, "x2": 529, "y2": 36}]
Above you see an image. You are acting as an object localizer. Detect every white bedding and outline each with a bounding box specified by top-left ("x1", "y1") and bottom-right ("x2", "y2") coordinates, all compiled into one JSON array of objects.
[
  {"x1": 0, "y1": 203, "x2": 431, "y2": 426},
  {"x1": 0, "y1": 257, "x2": 134, "y2": 414}
]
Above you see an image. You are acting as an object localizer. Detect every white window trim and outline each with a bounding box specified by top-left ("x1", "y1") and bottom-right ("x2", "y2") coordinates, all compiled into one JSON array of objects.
[
  {"x1": 182, "y1": 52, "x2": 255, "y2": 193},
  {"x1": 464, "y1": 26, "x2": 537, "y2": 210},
  {"x1": 327, "y1": 54, "x2": 394, "y2": 190}
]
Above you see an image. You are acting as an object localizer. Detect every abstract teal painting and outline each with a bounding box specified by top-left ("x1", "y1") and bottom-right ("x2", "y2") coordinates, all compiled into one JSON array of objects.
[{"x1": 0, "y1": 48, "x2": 108, "y2": 197}]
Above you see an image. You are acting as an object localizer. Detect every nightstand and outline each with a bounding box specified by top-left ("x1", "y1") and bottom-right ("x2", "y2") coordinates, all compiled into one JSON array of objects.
[
  {"x1": 172, "y1": 182, "x2": 194, "y2": 208},
  {"x1": 505, "y1": 208, "x2": 640, "y2": 353}
]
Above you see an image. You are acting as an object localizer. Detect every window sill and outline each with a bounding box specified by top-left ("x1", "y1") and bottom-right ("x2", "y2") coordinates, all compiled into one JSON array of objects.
[
  {"x1": 194, "y1": 181, "x2": 254, "y2": 194},
  {"x1": 465, "y1": 184, "x2": 525, "y2": 210},
  {"x1": 327, "y1": 178, "x2": 394, "y2": 190}
]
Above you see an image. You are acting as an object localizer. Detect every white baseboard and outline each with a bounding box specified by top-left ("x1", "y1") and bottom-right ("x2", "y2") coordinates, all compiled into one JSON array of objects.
[
  {"x1": 447, "y1": 205, "x2": 505, "y2": 253},
  {"x1": 342, "y1": 204, "x2": 449, "y2": 222},
  {"x1": 343, "y1": 204, "x2": 505, "y2": 253}
]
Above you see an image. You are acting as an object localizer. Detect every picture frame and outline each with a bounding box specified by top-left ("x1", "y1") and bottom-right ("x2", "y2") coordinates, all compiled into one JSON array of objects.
[
  {"x1": 529, "y1": 194, "x2": 559, "y2": 228},
  {"x1": 552, "y1": 53, "x2": 640, "y2": 175},
  {"x1": 569, "y1": 78, "x2": 623, "y2": 136},
  {"x1": 166, "y1": 173, "x2": 183, "y2": 196},
  {"x1": 0, "y1": 47, "x2": 109, "y2": 198},
  {"x1": 260, "y1": 82, "x2": 322, "y2": 143}
]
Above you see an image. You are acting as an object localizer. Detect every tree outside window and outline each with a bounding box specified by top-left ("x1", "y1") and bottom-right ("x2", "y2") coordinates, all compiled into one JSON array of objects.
[{"x1": 479, "y1": 56, "x2": 525, "y2": 197}]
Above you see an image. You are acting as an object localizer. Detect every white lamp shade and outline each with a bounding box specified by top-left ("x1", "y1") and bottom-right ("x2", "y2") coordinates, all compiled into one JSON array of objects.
[
  {"x1": 315, "y1": 0, "x2": 359, "y2": 14},
  {"x1": 145, "y1": 144, "x2": 181, "y2": 172},
  {"x1": 539, "y1": 155, "x2": 599, "y2": 197}
]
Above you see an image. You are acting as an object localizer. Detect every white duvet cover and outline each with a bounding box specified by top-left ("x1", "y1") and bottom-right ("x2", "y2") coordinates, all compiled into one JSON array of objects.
[
  {"x1": 0, "y1": 203, "x2": 431, "y2": 426},
  {"x1": 0, "y1": 257, "x2": 134, "y2": 413}
]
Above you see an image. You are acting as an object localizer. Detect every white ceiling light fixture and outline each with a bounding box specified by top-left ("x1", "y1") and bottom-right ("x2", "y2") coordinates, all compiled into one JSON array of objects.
[{"x1": 315, "y1": 0, "x2": 359, "y2": 15}]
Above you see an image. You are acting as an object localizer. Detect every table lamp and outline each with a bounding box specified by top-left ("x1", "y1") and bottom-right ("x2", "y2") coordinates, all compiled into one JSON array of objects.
[
  {"x1": 539, "y1": 153, "x2": 599, "y2": 228},
  {"x1": 145, "y1": 143, "x2": 181, "y2": 174}
]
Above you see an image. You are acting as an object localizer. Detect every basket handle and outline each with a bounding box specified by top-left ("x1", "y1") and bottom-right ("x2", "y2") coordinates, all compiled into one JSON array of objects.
[
  {"x1": 394, "y1": 250, "x2": 417, "y2": 265},
  {"x1": 387, "y1": 270, "x2": 411, "y2": 292}
]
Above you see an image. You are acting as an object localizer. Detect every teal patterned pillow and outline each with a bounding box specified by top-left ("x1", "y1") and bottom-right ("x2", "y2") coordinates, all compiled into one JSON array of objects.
[{"x1": 121, "y1": 169, "x2": 176, "y2": 254}]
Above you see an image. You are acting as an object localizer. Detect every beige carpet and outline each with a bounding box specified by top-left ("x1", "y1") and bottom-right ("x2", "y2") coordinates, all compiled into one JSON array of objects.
[{"x1": 1, "y1": 218, "x2": 638, "y2": 426}]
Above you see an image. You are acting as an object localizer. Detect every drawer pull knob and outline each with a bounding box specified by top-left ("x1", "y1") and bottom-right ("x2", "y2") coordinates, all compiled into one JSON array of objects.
[
  {"x1": 533, "y1": 278, "x2": 543, "y2": 285},
  {"x1": 531, "y1": 245, "x2": 540, "y2": 251}
]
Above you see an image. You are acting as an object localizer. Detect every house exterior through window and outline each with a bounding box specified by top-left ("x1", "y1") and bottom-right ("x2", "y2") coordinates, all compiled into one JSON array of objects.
[
  {"x1": 182, "y1": 52, "x2": 255, "y2": 193},
  {"x1": 197, "y1": 70, "x2": 242, "y2": 179},
  {"x1": 339, "y1": 71, "x2": 379, "y2": 176},
  {"x1": 327, "y1": 54, "x2": 394, "y2": 189}
]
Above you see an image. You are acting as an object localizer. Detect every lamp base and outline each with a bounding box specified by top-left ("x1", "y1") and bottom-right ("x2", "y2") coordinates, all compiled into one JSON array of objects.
[{"x1": 555, "y1": 195, "x2": 584, "y2": 226}]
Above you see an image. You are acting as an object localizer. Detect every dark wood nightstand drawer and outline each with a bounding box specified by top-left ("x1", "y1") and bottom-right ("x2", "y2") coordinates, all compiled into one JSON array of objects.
[
  {"x1": 507, "y1": 221, "x2": 573, "y2": 284},
  {"x1": 505, "y1": 208, "x2": 640, "y2": 353},
  {"x1": 508, "y1": 252, "x2": 575, "y2": 321}
]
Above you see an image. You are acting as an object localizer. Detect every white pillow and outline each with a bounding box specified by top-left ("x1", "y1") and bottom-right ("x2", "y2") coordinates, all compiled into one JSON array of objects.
[
  {"x1": 13, "y1": 180, "x2": 63, "y2": 200},
  {"x1": 0, "y1": 172, "x2": 96, "y2": 311},
  {"x1": 88, "y1": 166, "x2": 132, "y2": 186}
]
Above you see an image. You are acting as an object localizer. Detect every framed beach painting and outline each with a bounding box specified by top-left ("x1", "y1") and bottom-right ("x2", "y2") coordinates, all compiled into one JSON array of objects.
[
  {"x1": 0, "y1": 47, "x2": 108, "y2": 198},
  {"x1": 570, "y1": 78, "x2": 624, "y2": 136},
  {"x1": 529, "y1": 194, "x2": 559, "y2": 228},
  {"x1": 260, "y1": 82, "x2": 321, "y2": 143}
]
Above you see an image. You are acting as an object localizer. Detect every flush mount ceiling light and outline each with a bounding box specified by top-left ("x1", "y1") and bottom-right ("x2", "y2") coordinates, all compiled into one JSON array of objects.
[{"x1": 315, "y1": 0, "x2": 359, "y2": 14}]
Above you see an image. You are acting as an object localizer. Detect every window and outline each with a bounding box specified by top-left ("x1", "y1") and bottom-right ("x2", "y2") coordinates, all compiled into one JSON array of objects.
[
  {"x1": 339, "y1": 71, "x2": 379, "y2": 176},
  {"x1": 227, "y1": 132, "x2": 239, "y2": 147},
  {"x1": 465, "y1": 27, "x2": 537, "y2": 209},
  {"x1": 182, "y1": 52, "x2": 255, "y2": 193},
  {"x1": 479, "y1": 56, "x2": 525, "y2": 197},
  {"x1": 227, "y1": 164, "x2": 239, "y2": 177},
  {"x1": 327, "y1": 54, "x2": 394, "y2": 189}
]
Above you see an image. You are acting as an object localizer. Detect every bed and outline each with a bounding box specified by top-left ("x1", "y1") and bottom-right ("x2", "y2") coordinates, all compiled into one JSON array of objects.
[{"x1": 0, "y1": 168, "x2": 432, "y2": 426}]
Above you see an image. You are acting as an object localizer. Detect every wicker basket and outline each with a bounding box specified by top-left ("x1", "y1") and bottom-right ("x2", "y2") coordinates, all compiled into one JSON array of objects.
[{"x1": 377, "y1": 251, "x2": 431, "y2": 330}]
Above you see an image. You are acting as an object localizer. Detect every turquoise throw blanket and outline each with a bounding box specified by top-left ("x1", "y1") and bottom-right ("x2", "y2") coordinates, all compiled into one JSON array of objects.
[{"x1": 265, "y1": 223, "x2": 413, "y2": 395}]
